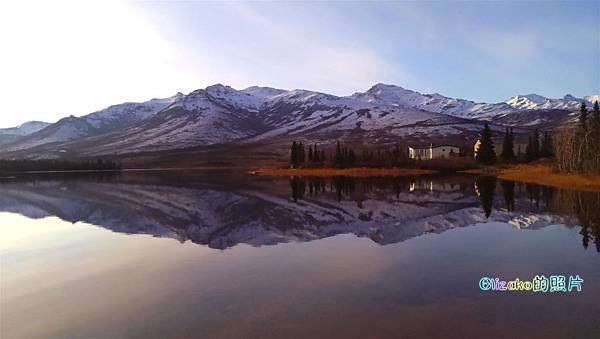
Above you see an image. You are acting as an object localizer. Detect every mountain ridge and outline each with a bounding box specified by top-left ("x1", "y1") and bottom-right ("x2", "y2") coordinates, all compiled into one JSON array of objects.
[{"x1": 1, "y1": 83, "x2": 597, "y2": 159}]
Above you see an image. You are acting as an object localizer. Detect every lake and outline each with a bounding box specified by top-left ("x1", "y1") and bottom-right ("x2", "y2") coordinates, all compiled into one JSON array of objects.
[{"x1": 1, "y1": 170, "x2": 599, "y2": 338}]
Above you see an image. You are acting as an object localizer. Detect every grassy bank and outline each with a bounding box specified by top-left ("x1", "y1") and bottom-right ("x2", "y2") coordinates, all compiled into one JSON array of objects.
[
  {"x1": 253, "y1": 167, "x2": 436, "y2": 177},
  {"x1": 464, "y1": 163, "x2": 600, "y2": 192}
]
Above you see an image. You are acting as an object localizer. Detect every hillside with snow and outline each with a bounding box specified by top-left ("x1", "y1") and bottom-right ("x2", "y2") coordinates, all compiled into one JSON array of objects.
[
  {"x1": 0, "y1": 121, "x2": 50, "y2": 136},
  {"x1": 0, "y1": 82, "x2": 597, "y2": 159},
  {"x1": 1, "y1": 93, "x2": 182, "y2": 153},
  {"x1": 505, "y1": 93, "x2": 589, "y2": 111},
  {"x1": 0, "y1": 121, "x2": 51, "y2": 146},
  {"x1": 351, "y1": 83, "x2": 517, "y2": 119}
]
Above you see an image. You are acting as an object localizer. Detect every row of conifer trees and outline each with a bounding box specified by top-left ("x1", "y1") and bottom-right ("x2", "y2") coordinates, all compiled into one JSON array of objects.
[
  {"x1": 476, "y1": 124, "x2": 554, "y2": 165},
  {"x1": 290, "y1": 141, "x2": 409, "y2": 168}
]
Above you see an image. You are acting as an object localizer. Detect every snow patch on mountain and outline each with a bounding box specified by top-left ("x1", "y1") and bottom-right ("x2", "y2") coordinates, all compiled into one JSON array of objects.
[
  {"x1": 505, "y1": 93, "x2": 591, "y2": 111},
  {"x1": 241, "y1": 86, "x2": 288, "y2": 99},
  {"x1": 83, "y1": 93, "x2": 183, "y2": 129},
  {"x1": 0, "y1": 121, "x2": 51, "y2": 136},
  {"x1": 351, "y1": 83, "x2": 516, "y2": 119}
]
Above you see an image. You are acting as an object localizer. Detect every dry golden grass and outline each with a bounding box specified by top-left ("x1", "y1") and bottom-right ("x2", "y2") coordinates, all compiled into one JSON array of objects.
[
  {"x1": 252, "y1": 167, "x2": 436, "y2": 177},
  {"x1": 466, "y1": 164, "x2": 600, "y2": 192}
]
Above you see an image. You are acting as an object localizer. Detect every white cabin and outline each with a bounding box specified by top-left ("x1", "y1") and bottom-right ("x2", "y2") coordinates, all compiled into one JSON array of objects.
[{"x1": 408, "y1": 144, "x2": 460, "y2": 160}]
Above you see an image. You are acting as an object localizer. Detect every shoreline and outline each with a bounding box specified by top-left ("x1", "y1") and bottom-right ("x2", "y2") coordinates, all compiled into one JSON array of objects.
[
  {"x1": 252, "y1": 167, "x2": 436, "y2": 177},
  {"x1": 463, "y1": 164, "x2": 600, "y2": 192}
]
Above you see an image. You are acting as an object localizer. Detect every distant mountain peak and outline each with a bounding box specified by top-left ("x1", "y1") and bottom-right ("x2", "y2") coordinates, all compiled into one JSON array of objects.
[
  {"x1": 562, "y1": 94, "x2": 580, "y2": 101},
  {"x1": 241, "y1": 86, "x2": 287, "y2": 99},
  {"x1": 205, "y1": 83, "x2": 234, "y2": 93},
  {"x1": 0, "y1": 120, "x2": 51, "y2": 138},
  {"x1": 520, "y1": 94, "x2": 547, "y2": 103}
]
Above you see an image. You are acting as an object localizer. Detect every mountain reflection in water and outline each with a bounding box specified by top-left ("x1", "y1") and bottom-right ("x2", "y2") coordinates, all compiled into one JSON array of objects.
[{"x1": 0, "y1": 171, "x2": 598, "y2": 252}]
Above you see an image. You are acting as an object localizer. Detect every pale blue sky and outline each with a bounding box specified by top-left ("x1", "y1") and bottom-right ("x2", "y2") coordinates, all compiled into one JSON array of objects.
[{"x1": 0, "y1": 0, "x2": 598, "y2": 127}]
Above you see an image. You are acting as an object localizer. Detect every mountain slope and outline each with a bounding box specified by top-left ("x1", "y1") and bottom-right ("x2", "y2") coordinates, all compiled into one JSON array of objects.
[
  {"x1": 0, "y1": 121, "x2": 51, "y2": 146},
  {"x1": 1, "y1": 82, "x2": 597, "y2": 159},
  {"x1": 1, "y1": 93, "x2": 181, "y2": 153},
  {"x1": 67, "y1": 85, "x2": 270, "y2": 155},
  {"x1": 249, "y1": 87, "x2": 491, "y2": 145},
  {"x1": 0, "y1": 121, "x2": 51, "y2": 136},
  {"x1": 505, "y1": 93, "x2": 591, "y2": 111},
  {"x1": 351, "y1": 83, "x2": 517, "y2": 119}
]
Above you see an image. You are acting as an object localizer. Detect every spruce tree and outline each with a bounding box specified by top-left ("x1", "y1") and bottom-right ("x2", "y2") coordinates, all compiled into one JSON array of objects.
[
  {"x1": 531, "y1": 128, "x2": 540, "y2": 160},
  {"x1": 526, "y1": 136, "x2": 533, "y2": 162},
  {"x1": 579, "y1": 102, "x2": 589, "y2": 131},
  {"x1": 500, "y1": 127, "x2": 515, "y2": 163},
  {"x1": 308, "y1": 145, "x2": 313, "y2": 162},
  {"x1": 298, "y1": 143, "x2": 305, "y2": 164},
  {"x1": 290, "y1": 141, "x2": 298, "y2": 167},
  {"x1": 540, "y1": 132, "x2": 553, "y2": 158},
  {"x1": 476, "y1": 123, "x2": 496, "y2": 165},
  {"x1": 334, "y1": 141, "x2": 343, "y2": 167}
]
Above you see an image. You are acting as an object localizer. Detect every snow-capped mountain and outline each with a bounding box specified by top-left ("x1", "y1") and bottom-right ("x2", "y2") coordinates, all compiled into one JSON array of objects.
[
  {"x1": 69, "y1": 85, "x2": 269, "y2": 155},
  {"x1": 1, "y1": 93, "x2": 182, "y2": 152},
  {"x1": 1, "y1": 82, "x2": 597, "y2": 159},
  {"x1": 0, "y1": 121, "x2": 51, "y2": 146},
  {"x1": 0, "y1": 121, "x2": 50, "y2": 136},
  {"x1": 249, "y1": 86, "x2": 490, "y2": 146},
  {"x1": 83, "y1": 93, "x2": 184, "y2": 129},
  {"x1": 351, "y1": 83, "x2": 518, "y2": 119},
  {"x1": 240, "y1": 86, "x2": 288, "y2": 100},
  {"x1": 505, "y1": 93, "x2": 591, "y2": 111}
]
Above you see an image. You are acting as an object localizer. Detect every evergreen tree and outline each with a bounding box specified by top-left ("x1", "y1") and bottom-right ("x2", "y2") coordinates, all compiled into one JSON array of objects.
[
  {"x1": 308, "y1": 145, "x2": 313, "y2": 162},
  {"x1": 298, "y1": 142, "x2": 305, "y2": 164},
  {"x1": 531, "y1": 128, "x2": 540, "y2": 160},
  {"x1": 525, "y1": 136, "x2": 533, "y2": 162},
  {"x1": 500, "y1": 127, "x2": 515, "y2": 162},
  {"x1": 393, "y1": 143, "x2": 401, "y2": 164},
  {"x1": 593, "y1": 101, "x2": 600, "y2": 126},
  {"x1": 290, "y1": 141, "x2": 298, "y2": 167},
  {"x1": 334, "y1": 141, "x2": 343, "y2": 167},
  {"x1": 579, "y1": 102, "x2": 589, "y2": 131},
  {"x1": 476, "y1": 123, "x2": 496, "y2": 165},
  {"x1": 540, "y1": 131, "x2": 554, "y2": 158}
]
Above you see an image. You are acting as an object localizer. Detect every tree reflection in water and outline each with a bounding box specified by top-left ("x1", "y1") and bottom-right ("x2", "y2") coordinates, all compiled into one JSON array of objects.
[
  {"x1": 289, "y1": 175, "x2": 600, "y2": 252},
  {"x1": 501, "y1": 180, "x2": 515, "y2": 212},
  {"x1": 552, "y1": 189, "x2": 600, "y2": 253},
  {"x1": 475, "y1": 176, "x2": 495, "y2": 218}
]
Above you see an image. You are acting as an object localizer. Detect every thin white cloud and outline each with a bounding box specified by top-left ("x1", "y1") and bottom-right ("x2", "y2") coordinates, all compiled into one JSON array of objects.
[{"x1": 0, "y1": 0, "x2": 195, "y2": 127}]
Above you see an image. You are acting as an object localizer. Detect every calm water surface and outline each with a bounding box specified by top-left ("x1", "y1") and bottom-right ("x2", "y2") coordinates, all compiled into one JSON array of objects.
[{"x1": 1, "y1": 171, "x2": 599, "y2": 338}]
